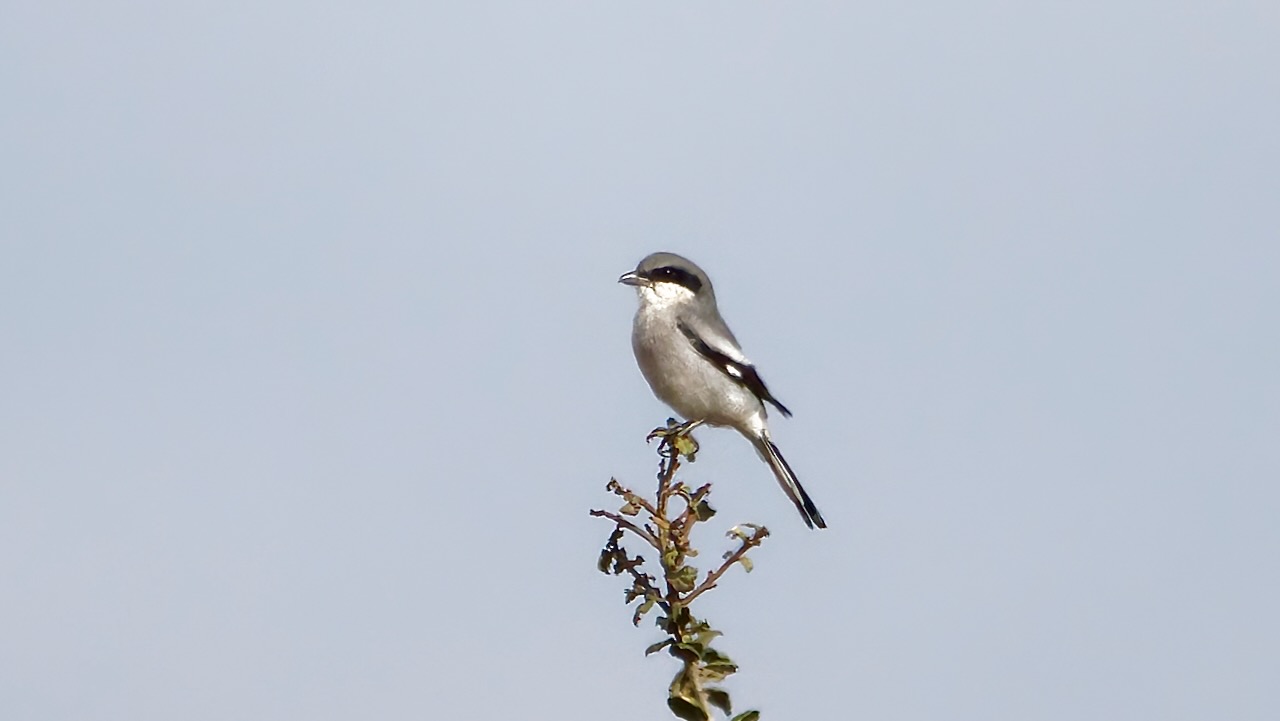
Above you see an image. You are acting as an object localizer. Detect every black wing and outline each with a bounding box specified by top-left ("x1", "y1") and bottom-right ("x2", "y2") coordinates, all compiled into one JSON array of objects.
[{"x1": 677, "y1": 319, "x2": 792, "y2": 417}]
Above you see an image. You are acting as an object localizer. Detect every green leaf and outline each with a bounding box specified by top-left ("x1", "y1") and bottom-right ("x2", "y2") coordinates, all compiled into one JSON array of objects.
[
  {"x1": 669, "y1": 604, "x2": 692, "y2": 628},
  {"x1": 671, "y1": 642, "x2": 703, "y2": 662},
  {"x1": 706, "y1": 688, "x2": 732, "y2": 716},
  {"x1": 632, "y1": 597, "x2": 656, "y2": 626},
  {"x1": 738, "y1": 556, "x2": 754, "y2": 573},
  {"x1": 694, "y1": 627, "x2": 723, "y2": 646},
  {"x1": 645, "y1": 639, "x2": 673, "y2": 656},
  {"x1": 726, "y1": 523, "x2": 764, "y2": 542},
  {"x1": 701, "y1": 648, "x2": 733, "y2": 666},
  {"x1": 668, "y1": 697, "x2": 709, "y2": 721},
  {"x1": 701, "y1": 661, "x2": 739, "y2": 682},
  {"x1": 700, "y1": 647, "x2": 739, "y2": 682},
  {"x1": 668, "y1": 565, "x2": 698, "y2": 592},
  {"x1": 663, "y1": 548, "x2": 680, "y2": 569},
  {"x1": 668, "y1": 668, "x2": 709, "y2": 721},
  {"x1": 730, "y1": 711, "x2": 761, "y2": 721},
  {"x1": 693, "y1": 500, "x2": 717, "y2": 521},
  {"x1": 672, "y1": 434, "x2": 699, "y2": 459}
]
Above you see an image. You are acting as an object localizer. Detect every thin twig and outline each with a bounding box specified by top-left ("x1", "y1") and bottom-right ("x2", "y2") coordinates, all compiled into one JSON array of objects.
[
  {"x1": 589, "y1": 509, "x2": 661, "y2": 550},
  {"x1": 654, "y1": 448, "x2": 680, "y2": 554},
  {"x1": 606, "y1": 479, "x2": 660, "y2": 518},
  {"x1": 682, "y1": 528, "x2": 770, "y2": 605},
  {"x1": 671, "y1": 483, "x2": 713, "y2": 531}
]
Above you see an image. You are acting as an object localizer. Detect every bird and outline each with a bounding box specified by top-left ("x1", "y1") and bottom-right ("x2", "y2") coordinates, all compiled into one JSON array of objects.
[{"x1": 618, "y1": 252, "x2": 827, "y2": 529}]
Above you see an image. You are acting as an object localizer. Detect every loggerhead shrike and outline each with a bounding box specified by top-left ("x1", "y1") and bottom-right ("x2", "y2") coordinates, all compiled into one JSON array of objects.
[{"x1": 619, "y1": 252, "x2": 827, "y2": 529}]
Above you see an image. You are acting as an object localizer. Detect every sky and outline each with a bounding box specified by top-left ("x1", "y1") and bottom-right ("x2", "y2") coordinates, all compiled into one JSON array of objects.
[{"x1": 2, "y1": 2, "x2": 1278, "y2": 720}]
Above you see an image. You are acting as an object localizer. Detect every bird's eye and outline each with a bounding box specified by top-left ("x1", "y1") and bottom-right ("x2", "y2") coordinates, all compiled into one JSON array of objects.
[{"x1": 648, "y1": 266, "x2": 702, "y2": 293}]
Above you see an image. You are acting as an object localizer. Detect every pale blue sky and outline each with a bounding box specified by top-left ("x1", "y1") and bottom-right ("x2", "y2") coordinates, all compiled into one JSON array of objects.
[{"x1": 2, "y1": 3, "x2": 1277, "y2": 720}]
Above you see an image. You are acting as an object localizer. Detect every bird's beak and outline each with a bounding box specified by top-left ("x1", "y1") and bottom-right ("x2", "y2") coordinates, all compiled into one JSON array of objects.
[{"x1": 618, "y1": 271, "x2": 649, "y2": 287}]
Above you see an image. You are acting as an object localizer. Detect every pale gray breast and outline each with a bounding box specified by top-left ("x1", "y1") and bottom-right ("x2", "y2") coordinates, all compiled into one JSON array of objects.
[{"x1": 631, "y1": 306, "x2": 764, "y2": 427}]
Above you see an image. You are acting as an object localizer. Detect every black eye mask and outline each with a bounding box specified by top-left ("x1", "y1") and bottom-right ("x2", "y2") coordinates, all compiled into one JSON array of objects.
[{"x1": 645, "y1": 265, "x2": 703, "y2": 293}]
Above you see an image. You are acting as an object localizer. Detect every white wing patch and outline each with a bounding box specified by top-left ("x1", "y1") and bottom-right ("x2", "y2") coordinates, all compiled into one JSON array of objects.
[{"x1": 676, "y1": 318, "x2": 793, "y2": 418}]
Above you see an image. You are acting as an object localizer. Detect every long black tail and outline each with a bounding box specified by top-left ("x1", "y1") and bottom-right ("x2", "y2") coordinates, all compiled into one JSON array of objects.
[{"x1": 751, "y1": 435, "x2": 827, "y2": 529}]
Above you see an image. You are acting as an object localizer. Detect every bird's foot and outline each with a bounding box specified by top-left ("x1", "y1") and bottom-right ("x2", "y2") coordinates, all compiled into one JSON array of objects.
[
  {"x1": 646, "y1": 417, "x2": 703, "y2": 441},
  {"x1": 647, "y1": 418, "x2": 703, "y2": 459}
]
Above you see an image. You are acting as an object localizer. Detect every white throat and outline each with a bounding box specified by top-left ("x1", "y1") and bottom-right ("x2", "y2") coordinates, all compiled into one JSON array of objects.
[{"x1": 636, "y1": 282, "x2": 699, "y2": 312}]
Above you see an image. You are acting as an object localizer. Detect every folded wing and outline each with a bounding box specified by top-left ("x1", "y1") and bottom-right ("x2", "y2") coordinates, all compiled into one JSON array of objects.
[{"x1": 676, "y1": 316, "x2": 792, "y2": 418}]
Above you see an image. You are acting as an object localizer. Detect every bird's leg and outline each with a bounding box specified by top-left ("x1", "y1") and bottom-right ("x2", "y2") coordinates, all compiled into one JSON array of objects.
[{"x1": 672, "y1": 419, "x2": 704, "y2": 436}]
